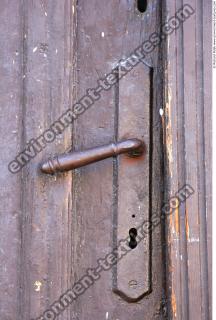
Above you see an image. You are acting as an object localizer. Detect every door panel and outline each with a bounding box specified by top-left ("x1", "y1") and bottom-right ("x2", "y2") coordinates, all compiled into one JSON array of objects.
[
  {"x1": 73, "y1": 1, "x2": 164, "y2": 319},
  {"x1": 0, "y1": 1, "x2": 164, "y2": 319}
]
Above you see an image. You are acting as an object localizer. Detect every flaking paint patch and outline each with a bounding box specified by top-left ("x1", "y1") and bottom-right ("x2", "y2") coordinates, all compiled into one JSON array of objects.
[
  {"x1": 185, "y1": 207, "x2": 190, "y2": 240},
  {"x1": 169, "y1": 206, "x2": 173, "y2": 232},
  {"x1": 159, "y1": 108, "x2": 164, "y2": 116},
  {"x1": 175, "y1": 206, "x2": 180, "y2": 235},
  {"x1": 171, "y1": 291, "x2": 177, "y2": 318},
  {"x1": 165, "y1": 87, "x2": 173, "y2": 178},
  {"x1": 168, "y1": 206, "x2": 174, "y2": 246},
  {"x1": 188, "y1": 237, "x2": 200, "y2": 243},
  {"x1": 34, "y1": 280, "x2": 42, "y2": 292},
  {"x1": 164, "y1": 32, "x2": 173, "y2": 180}
]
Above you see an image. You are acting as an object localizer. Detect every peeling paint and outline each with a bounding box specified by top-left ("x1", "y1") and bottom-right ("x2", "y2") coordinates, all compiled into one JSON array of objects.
[
  {"x1": 175, "y1": 206, "x2": 179, "y2": 235},
  {"x1": 159, "y1": 108, "x2": 164, "y2": 116},
  {"x1": 185, "y1": 208, "x2": 190, "y2": 240},
  {"x1": 165, "y1": 88, "x2": 173, "y2": 173},
  {"x1": 171, "y1": 291, "x2": 177, "y2": 318},
  {"x1": 188, "y1": 237, "x2": 200, "y2": 243},
  {"x1": 34, "y1": 280, "x2": 42, "y2": 292}
]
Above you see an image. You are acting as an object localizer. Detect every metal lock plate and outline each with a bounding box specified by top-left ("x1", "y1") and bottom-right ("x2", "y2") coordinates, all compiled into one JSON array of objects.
[{"x1": 113, "y1": 63, "x2": 151, "y2": 301}]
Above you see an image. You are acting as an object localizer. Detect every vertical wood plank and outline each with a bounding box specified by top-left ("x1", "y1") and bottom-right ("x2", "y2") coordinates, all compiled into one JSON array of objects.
[
  {"x1": 72, "y1": 0, "x2": 164, "y2": 319},
  {"x1": 163, "y1": 0, "x2": 181, "y2": 317},
  {"x1": 0, "y1": 1, "x2": 165, "y2": 320},
  {"x1": 0, "y1": 1, "x2": 23, "y2": 318},
  {"x1": 164, "y1": 0, "x2": 211, "y2": 318},
  {"x1": 203, "y1": 1, "x2": 212, "y2": 316},
  {"x1": 13, "y1": 1, "x2": 74, "y2": 319}
]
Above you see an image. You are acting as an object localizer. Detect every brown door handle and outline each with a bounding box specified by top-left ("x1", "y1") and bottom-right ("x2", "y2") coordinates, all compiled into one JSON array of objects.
[{"x1": 40, "y1": 138, "x2": 145, "y2": 174}]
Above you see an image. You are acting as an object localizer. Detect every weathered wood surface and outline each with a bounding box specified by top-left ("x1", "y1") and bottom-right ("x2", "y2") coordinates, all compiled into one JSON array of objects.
[
  {"x1": 163, "y1": 0, "x2": 212, "y2": 319},
  {"x1": 73, "y1": 0, "x2": 164, "y2": 319},
  {"x1": 0, "y1": 1, "x2": 165, "y2": 320},
  {"x1": 0, "y1": 1, "x2": 74, "y2": 319}
]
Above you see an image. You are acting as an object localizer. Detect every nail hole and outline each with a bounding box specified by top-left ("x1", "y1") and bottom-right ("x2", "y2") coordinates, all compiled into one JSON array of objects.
[
  {"x1": 128, "y1": 228, "x2": 138, "y2": 249},
  {"x1": 137, "y1": 0, "x2": 148, "y2": 13},
  {"x1": 132, "y1": 214, "x2": 136, "y2": 218}
]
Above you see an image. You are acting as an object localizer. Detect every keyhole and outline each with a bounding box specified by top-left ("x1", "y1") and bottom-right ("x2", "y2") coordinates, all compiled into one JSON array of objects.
[
  {"x1": 128, "y1": 228, "x2": 138, "y2": 249},
  {"x1": 137, "y1": 0, "x2": 148, "y2": 13}
]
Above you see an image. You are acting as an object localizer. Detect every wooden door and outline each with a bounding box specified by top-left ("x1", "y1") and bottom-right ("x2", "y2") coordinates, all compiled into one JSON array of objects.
[{"x1": 0, "y1": 1, "x2": 165, "y2": 319}]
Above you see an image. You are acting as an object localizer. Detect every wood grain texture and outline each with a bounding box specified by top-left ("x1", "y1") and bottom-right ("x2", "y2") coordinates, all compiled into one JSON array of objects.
[
  {"x1": 71, "y1": 1, "x2": 165, "y2": 319},
  {"x1": 0, "y1": 2, "x2": 23, "y2": 318},
  {"x1": 163, "y1": 0, "x2": 212, "y2": 319},
  {"x1": 0, "y1": 1, "x2": 75, "y2": 319},
  {"x1": 0, "y1": 1, "x2": 165, "y2": 319}
]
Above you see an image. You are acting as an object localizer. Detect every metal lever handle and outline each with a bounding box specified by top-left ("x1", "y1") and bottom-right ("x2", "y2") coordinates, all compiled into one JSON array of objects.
[{"x1": 40, "y1": 138, "x2": 145, "y2": 174}]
